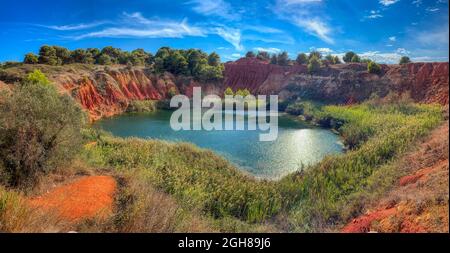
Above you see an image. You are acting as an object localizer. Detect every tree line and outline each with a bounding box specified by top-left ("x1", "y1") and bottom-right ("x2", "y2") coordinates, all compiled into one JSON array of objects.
[
  {"x1": 245, "y1": 50, "x2": 411, "y2": 74},
  {"x1": 23, "y1": 45, "x2": 224, "y2": 81}
]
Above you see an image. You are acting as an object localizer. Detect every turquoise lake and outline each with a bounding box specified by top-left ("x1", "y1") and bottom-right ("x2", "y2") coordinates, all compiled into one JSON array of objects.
[{"x1": 93, "y1": 110, "x2": 344, "y2": 179}]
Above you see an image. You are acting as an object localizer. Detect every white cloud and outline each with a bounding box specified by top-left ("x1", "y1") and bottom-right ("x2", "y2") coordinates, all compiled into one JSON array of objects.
[
  {"x1": 293, "y1": 18, "x2": 334, "y2": 44},
  {"x1": 359, "y1": 51, "x2": 404, "y2": 63},
  {"x1": 273, "y1": 0, "x2": 334, "y2": 44},
  {"x1": 389, "y1": 36, "x2": 396, "y2": 41},
  {"x1": 280, "y1": 0, "x2": 322, "y2": 4},
  {"x1": 426, "y1": 7, "x2": 440, "y2": 12},
  {"x1": 412, "y1": 0, "x2": 422, "y2": 7},
  {"x1": 310, "y1": 47, "x2": 334, "y2": 54},
  {"x1": 365, "y1": 10, "x2": 383, "y2": 19},
  {"x1": 42, "y1": 22, "x2": 106, "y2": 31},
  {"x1": 212, "y1": 27, "x2": 244, "y2": 51},
  {"x1": 379, "y1": 0, "x2": 400, "y2": 6},
  {"x1": 75, "y1": 17, "x2": 205, "y2": 39},
  {"x1": 253, "y1": 47, "x2": 281, "y2": 54},
  {"x1": 187, "y1": 0, "x2": 239, "y2": 20},
  {"x1": 396, "y1": 48, "x2": 410, "y2": 55}
]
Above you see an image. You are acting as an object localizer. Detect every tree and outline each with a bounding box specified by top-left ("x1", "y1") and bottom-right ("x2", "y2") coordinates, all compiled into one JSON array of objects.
[
  {"x1": 343, "y1": 51, "x2": 357, "y2": 63},
  {"x1": 0, "y1": 70, "x2": 85, "y2": 188},
  {"x1": 166, "y1": 50, "x2": 189, "y2": 75},
  {"x1": 224, "y1": 87, "x2": 234, "y2": 96},
  {"x1": 256, "y1": 51, "x2": 270, "y2": 62},
  {"x1": 308, "y1": 51, "x2": 322, "y2": 60},
  {"x1": 277, "y1": 51, "x2": 289, "y2": 66},
  {"x1": 53, "y1": 46, "x2": 71, "y2": 64},
  {"x1": 333, "y1": 56, "x2": 341, "y2": 64},
  {"x1": 70, "y1": 49, "x2": 95, "y2": 64},
  {"x1": 351, "y1": 54, "x2": 361, "y2": 63},
  {"x1": 97, "y1": 54, "x2": 112, "y2": 65},
  {"x1": 307, "y1": 56, "x2": 321, "y2": 74},
  {"x1": 197, "y1": 64, "x2": 223, "y2": 81},
  {"x1": 101, "y1": 46, "x2": 123, "y2": 64},
  {"x1": 130, "y1": 49, "x2": 150, "y2": 66},
  {"x1": 38, "y1": 45, "x2": 58, "y2": 65},
  {"x1": 296, "y1": 53, "x2": 308, "y2": 64},
  {"x1": 367, "y1": 61, "x2": 382, "y2": 74},
  {"x1": 207, "y1": 52, "x2": 221, "y2": 66},
  {"x1": 270, "y1": 54, "x2": 278, "y2": 64},
  {"x1": 23, "y1": 53, "x2": 38, "y2": 64},
  {"x1": 399, "y1": 56, "x2": 411, "y2": 65},
  {"x1": 245, "y1": 51, "x2": 255, "y2": 58}
]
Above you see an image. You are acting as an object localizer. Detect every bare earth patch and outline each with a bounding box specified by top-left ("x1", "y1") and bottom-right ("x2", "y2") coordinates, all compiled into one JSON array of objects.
[{"x1": 29, "y1": 175, "x2": 116, "y2": 222}]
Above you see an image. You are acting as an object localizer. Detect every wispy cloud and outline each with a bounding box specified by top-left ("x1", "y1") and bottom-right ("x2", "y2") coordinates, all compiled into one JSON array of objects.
[
  {"x1": 273, "y1": 0, "x2": 334, "y2": 44},
  {"x1": 426, "y1": 7, "x2": 440, "y2": 12},
  {"x1": 253, "y1": 47, "x2": 281, "y2": 54},
  {"x1": 412, "y1": 0, "x2": 422, "y2": 7},
  {"x1": 379, "y1": 0, "x2": 400, "y2": 6},
  {"x1": 389, "y1": 36, "x2": 396, "y2": 41},
  {"x1": 41, "y1": 22, "x2": 106, "y2": 31},
  {"x1": 212, "y1": 27, "x2": 244, "y2": 51},
  {"x1": 365, "y1": 10, "x2": 383, "y2": 19},
  {"x1": 187, "y1": 0, "x2": 239, "y2": 20},
  {"x1": 74, "y1": 17, "x2": 205, "y2": 39},
  {"x1": 293, "y1": 18, "x2": 334, "y2": 44}
]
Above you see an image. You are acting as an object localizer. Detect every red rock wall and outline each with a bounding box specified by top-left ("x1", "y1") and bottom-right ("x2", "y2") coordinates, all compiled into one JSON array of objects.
[
  {"x1": 51, "y1": 60, "x2": 448, "y2": 121},
  {"x1": 223, "y1": 59, "x2": 449, "y2": 105}
]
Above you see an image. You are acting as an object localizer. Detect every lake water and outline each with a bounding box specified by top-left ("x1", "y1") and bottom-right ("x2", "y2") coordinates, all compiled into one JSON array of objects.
[{"x1": 93, "y1": 110, "x2": 344, "y2": 179}]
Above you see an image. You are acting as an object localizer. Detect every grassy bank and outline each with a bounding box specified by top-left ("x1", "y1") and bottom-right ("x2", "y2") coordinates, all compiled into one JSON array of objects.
[{"x1": 278, "y1": 100, "x2": 443, "y2": 231}]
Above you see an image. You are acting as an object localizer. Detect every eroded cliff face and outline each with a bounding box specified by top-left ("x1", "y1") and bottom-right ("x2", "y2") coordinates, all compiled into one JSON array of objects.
[
  {"x1": 54, "y1": 67, "x2": 220, "y2": 120},
  {"x1": 224, "y1": 58, "x2": 449, "y2": 105}
]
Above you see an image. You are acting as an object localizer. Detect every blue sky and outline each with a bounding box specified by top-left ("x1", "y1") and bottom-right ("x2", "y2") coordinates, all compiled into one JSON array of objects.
[{"x1": 0, "y1": 0, "x2": 448, "y2": 63}]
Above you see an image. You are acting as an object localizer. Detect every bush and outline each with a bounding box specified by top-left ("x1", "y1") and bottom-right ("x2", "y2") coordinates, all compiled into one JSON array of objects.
[
  {"x1": 343, "y1": 51, "x2": 357, "y2": 63},
  {"x1": 296, "y1": 53, "x2": 308, "y2": 65},
  {"x1": 0, "y1": 70, "x2": 86, "y2": 188},
  {"x1": 367, "y1": 61, "x2": 382, "y2": 74},
  {"x1": 307, "y1": 56, "x2": 321, "y2": 74},
  {"x1": 399, "y1": 56, "x2": 411, "y2": 65},
  {"x1": 224, "y1": 87, "x2": 234, "y2": 96},
  {"x1": 23, "y1": 53, "x2": 38, "y2": 64}
]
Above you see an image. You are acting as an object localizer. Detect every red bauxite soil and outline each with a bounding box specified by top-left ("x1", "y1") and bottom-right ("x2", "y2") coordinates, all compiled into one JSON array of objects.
[{"x1": 29, "y1": 176, "x2": 116, "y2": 222}]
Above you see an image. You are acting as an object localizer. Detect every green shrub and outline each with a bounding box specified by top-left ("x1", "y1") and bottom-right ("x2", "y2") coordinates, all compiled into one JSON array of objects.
[
  {"x1": 367, "y1": 61, "x2": 382, "y2": 74},
  {"x1": 126, "y1": 100, "x2": 157, "y2": 113},
  {"x1": 0, "y1": 70, "x2": 86, "y2": 188},
  {"x1": 307, "y1": 56, "x2": 321, "y2": 74}
]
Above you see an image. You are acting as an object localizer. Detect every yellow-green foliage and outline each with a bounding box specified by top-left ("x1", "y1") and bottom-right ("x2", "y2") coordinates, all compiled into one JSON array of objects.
[
  {"x1": 279, "y1": 102, "x2": 443, "y2": 231},
  {"x1": 126, "y1": 100, "x2": 158, "y2": 113}
]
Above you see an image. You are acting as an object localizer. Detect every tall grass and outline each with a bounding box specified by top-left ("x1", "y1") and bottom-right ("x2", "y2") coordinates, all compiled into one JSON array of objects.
[
  {"x1": 82, "y1": 131, "x2": 282, "y2": 223},
  {"x1": 279, "y1": 102, "x2": 443, "y2": 231}
]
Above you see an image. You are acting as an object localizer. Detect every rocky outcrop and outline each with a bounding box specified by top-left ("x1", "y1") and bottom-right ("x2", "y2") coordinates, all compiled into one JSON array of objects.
[
  {"x1": 54, "y1": 67, "x2": 220, "y2": 120},
  {"x1": 224, "y1": 59, "x2": 449, "y2": 105}
]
